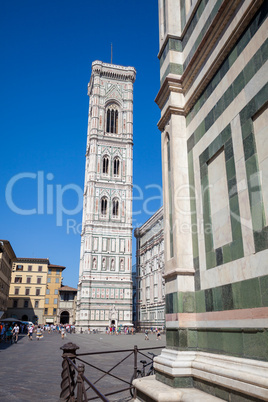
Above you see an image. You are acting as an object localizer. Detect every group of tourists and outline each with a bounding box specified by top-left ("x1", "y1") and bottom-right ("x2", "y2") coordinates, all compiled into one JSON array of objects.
[
  {"x1": 0, "y1": 320, "x2": 76, "y2": 343},
  {"x1": 27, "y1": 323, "x2": 75, "y2": 340},
  {"x1": 105, "y1": 326, "x2": 135, "y2": 335},
  {"x1": 144, "y1": 328, "x2": 162, "y2": 341},
  {"x1": 0, "y1": 322, "x2": 21, "y2": 344}
]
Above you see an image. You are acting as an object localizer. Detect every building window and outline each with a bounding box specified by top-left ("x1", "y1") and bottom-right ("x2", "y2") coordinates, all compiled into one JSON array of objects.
[
  {"x1": 106, "y1": 106, "x2": 118, "y2": 134},
  {"x1": 48, "y1": 268, "x2": 52, "y2": 274},
  {"x1": 14, "y1": 288, "x2": 19, "y2": 295},
  {"x1": 47, "y1": 277, "x2": 51, "y2": 283},
  {"x1": 37, "y1": 277, "x2": 41, "y2": 284},
  {"x1": 16, "y1": 265, "x2": 23, "y2": 271},
  {"x1": 26, "y1": 277, "x2": 31, "y2": 284},
  {"x1": 113, "y1": 158, "x2": 120, "y2": 177},
  {"x1": 56, "y1": 269, "x2": 60, "y2": 275},
  {"x1": 34, "y1": 301, "x2": 39, "y2": 308},
  {"x1": 25, "y1": 288, "x2": 30, "y2": 296},
  {"x1": 36, "y1": 289, "x2": 40, "y2": 296},
  {"x1": 54, "y1": 289, "x2": 58, "y2": 295},
  {"x1": 24, "y1": 300, "x2": 29, "y2": 308},
  {"x1": 14, "y1": 277, "x2": 22, "y2": 283},
  {"x1": 13, "y1": 300, "x2": 18, "y2": 308},
  {"x1": 112, "y1": 199, "x2": 119, "y2": 217},
  {"x1": 101, "y1": 197, "x2": 108, "y2": 216},
  {"x1": 53, "y1": 308, "x2": 57, "y2": 314},
  {"x1": 45, "y1": 298, "x2": 49, "y2": 304},
  {"x1": 28, "y1": 265, "x2": 32, "y2": 271},
  {"x1": 44, "y1": 308, "x2": 48, "y2": 314},
  {"x1": 55, "y1": 278, "x2": 59, "y2": 284},
  {"x1": 46, "y1": 289, "x2": 50, "y2": 295},
  {"x1": 38, "y1": 266, "x2": 42, "y2": 272},
  {"x1": 102, "y1": 157, "x2": 109, "y2": 175},
  {"x1": 54, "y1": 298, "x2": 58, "y2": 305}
]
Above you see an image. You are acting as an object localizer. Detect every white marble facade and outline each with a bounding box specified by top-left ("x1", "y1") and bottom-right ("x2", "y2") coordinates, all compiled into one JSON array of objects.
[
  {"x1": 76, "y1": 61, "x2": 136, "y2": 330},
  {"x1": 134, "y1": 207, "x2": 165, "y2": 330},
  {"x1": 134, "y1": 1, "x2": 268, "y2": 401}
]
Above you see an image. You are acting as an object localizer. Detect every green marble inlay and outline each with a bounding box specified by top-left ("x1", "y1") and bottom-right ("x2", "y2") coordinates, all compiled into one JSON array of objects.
[
  {"x1": 222, "y1": 243, "x2": 232, "y2": 264},
  {"x1": 159, "y1": 38, "x2": 183, "y2": 69},
  {"x1": 240, "y1": 86, "x2": 268, "y2": 253},
  {"x1": 260, "y1": 275, "x2": 268, "y2": 306},
  {"x1": 199, "y1": 126, "x2": 243, "y2": 269},
  {"x1": 183, "y1": 0, "x2": 224, "y2": 71},
  {"x1": 166, "y1": 327, "x2": 268, "y2": 361},
  {"x1": 188, "y1": 150, "x2": 200, "y2": 265},
  {"x1": 156, "y1": 371, "x2": 193, "y2": 388},
  {"x1": 212, "y1": 287, "x2": 224, "y2": 311},
  {"x1": 232, "y1": 278, "x2": 262, "y2": 309},
  {"x1": 161, "y1": 0, "x2": 222, "y2": 76},
  {"x1": 195, "y1": 290, "x2": 206, "y2": 313},
  {"x1": 186, "y1": 3, "x2": 268, "y2": 131},
  {"x1": 166, "y1": 276, "x2": 268, "y2": 317},
  {"x1": 160, "y1": 62, "x2": 183, "y2": 86},
  {"x1": 243, "y1": 330, "x2": 268, "y2": 361}
]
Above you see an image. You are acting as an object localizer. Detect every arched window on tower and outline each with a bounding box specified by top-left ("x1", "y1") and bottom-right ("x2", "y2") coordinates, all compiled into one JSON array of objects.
[
  {"x1": 113, "y1": 158, "x2": 120, "y2": 177},
  {"x1": 106, "y1": 105, "x2": 118, "y2": 134},
  {"x1": 112, "y1": 199, "x2": 119, "y2": 218},
  {"x1": 102, "y1": 157, "x2": 109, "y2": 175},
  {"x1": 101, "y1": 197, "x2": 108, "y2": 216}
]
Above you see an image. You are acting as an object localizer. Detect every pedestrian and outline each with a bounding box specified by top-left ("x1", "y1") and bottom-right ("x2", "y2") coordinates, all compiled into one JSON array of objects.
[
  {"x1": 145, "y1": 329, "x2": 149, "y2": 340},
  {"x1": 61, "y1": 326, "x2": 65, "y2": 339},
  {"x1": 6, "y1": 326, "x2": 13, "y2": 343},
  {"x1": 12, "y1": 323, "x2": 19, "y2": 343},
  {"x1": 36, "y1": 325, "x2": 43, "y2": 340},
  {"x1": 0, "y1": 324, "x2": 6, "y2": 342},
  {"x1": 28, "y1": 325, "x2": 33, "y2": 340},
  {"x1": 156, "y1": 329, "x2": 161, "y2": 341}
]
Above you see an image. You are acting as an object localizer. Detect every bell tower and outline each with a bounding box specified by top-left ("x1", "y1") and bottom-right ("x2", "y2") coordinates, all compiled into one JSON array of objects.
[{"x1": 76, "y1": 61, "x2": 136, "y2": 330}]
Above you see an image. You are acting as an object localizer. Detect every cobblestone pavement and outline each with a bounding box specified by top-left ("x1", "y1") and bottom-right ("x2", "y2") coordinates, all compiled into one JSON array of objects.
[{"x1": 0, "y1": 331, "x2": 165, "y2": 402}]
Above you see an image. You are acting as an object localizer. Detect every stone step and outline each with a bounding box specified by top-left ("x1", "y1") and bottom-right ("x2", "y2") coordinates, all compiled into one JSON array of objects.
[{"x1": 133, "y1": 376, "x2": 224, "y2": 402}]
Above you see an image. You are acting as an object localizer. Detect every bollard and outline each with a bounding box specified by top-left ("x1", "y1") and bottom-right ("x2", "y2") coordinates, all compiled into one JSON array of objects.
[
  {"x1": 60, "y1": 342, "x2": 80, "y2": 401},
  {"x1": 133, "y1": 345, "x2": 138, "y2": 399},
  {"x1": 76, "y1": 364, "x2": 85, "y2": 401}
]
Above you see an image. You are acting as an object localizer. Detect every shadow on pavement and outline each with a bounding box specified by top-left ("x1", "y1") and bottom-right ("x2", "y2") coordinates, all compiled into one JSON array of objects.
[{"x1": 0, "y1": 334, "x2": 26, "y2": 350}]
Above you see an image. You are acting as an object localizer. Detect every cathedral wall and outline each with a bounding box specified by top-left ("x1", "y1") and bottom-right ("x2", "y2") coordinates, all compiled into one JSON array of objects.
[{"x1": 151, "y1": 0, "x2": 268, "y2": 400}]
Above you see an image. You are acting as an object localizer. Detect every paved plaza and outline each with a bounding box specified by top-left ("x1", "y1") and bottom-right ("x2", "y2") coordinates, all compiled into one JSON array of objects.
[{"x1": 0, "y1": 331, "x2": 165, "y2": 402}]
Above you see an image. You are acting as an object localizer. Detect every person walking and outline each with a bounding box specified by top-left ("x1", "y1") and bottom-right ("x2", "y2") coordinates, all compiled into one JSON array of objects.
[
  {"x1": 61, "y1": 326, "x2": 65, "y2": 339},
  {"x1": 145, "y1": 329, "x2": 149, "y2": 340},
  {"x1": 12, "y1": 323, "x2": 19, "y2": 343},
  {"x1": 0, "y1": 324, "x2": 6, "y2": 342},
  {"x1": 28, "y1": 325, "x2": 33, "y2": 340},
  {"x1": 36, "y1": 325, "x2": 43, "y2": 340},
  {"x1": 156, "y1": 329, "x2": 161, "y2": 341}
]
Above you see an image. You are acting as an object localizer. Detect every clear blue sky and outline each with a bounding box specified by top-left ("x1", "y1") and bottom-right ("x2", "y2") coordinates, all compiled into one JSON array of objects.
[{"x1": 0, "y1": 0, "x2": 162, "y2": 288}]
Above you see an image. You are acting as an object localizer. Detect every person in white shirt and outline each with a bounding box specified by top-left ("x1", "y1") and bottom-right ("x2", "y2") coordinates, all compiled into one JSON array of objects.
[{"x1": 12, "y1": 324, "x2": 19, "y2": 343}]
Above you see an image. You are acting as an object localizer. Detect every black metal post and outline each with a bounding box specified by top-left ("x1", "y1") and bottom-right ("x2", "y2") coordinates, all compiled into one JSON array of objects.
[
  {"x1": 133, "y1": 345, "x2": 138, "y2": 399},
  {"x1": 60, "y1": 342, "x2": 80, "y2": 401},
  {"x1": 76, "y1": 363, "x2": 85, "y2": 402}
]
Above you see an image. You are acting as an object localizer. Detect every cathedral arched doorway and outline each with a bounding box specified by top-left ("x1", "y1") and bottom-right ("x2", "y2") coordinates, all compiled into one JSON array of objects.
[{"x1": 60, "y1": 311, "x2": 70, "y2": 324}]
